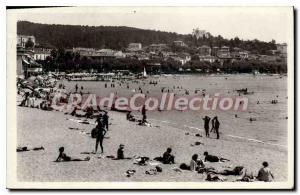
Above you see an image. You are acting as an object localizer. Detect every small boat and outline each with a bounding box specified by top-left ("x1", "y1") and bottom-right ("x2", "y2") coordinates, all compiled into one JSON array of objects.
[{"x1": 142, "y1": 66, "x2": 148, "y2": 78}]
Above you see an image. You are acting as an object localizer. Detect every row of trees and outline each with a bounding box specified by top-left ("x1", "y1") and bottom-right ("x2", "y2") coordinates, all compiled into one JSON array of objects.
[
  {"x1": 183, "y1": 60, "x2": 287, "y2": 74},
  {"x1": 38, "y1": 48, "x2": 286, "y2": 74}
]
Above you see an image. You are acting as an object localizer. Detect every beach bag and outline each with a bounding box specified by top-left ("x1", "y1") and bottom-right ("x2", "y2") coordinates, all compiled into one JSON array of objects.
[{"x1": 91, "y1": 128, "x2": 99, "y2": 138}]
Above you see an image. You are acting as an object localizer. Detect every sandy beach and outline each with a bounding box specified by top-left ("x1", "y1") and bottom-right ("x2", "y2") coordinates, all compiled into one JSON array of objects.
[{"x1": 17, "y1": 75, "x2": 288, "y2": 182}]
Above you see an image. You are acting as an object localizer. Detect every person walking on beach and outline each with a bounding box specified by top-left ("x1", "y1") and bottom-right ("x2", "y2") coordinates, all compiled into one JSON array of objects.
[
  {"x1": 203, "y1": 116, "x2": 211, "y2": 137},
  {"x1": 212, "y1": 116, "x2": 220, "y2": 139},
  {"x1": 214, "y1": 117, "x2": 220, "y2": 139},
  {"x1": 141, "y1": 105, "x2": 147, "y2": 123},
  {"x1": 211, "y1": 117, "x2": 216, "y2": 133},
  {"x1": 142, "y1": 105, "x2": 146, "y2": 116},
  {"x1": 103, "y1": 111, "x2": 109, "y2": 131},
  {"x1": 94, "y1": 120, "x2": 107, "y2": 154},
  {"x1": 75, "y1": 84, "x2": 78, "y2": 92}
]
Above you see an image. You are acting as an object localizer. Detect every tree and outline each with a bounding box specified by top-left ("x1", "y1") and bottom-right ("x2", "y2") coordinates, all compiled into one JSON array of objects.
[{"x1": 25, "y1": 38, "x2": 34, "y2": 49}]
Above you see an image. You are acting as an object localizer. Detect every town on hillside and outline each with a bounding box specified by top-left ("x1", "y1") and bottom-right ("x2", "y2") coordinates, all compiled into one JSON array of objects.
[{"x1": 17, "y1": 30, "x2": 287, "y2": 79}]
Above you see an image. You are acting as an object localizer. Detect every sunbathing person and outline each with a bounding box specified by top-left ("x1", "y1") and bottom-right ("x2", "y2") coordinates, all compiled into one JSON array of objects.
[
  {"x1": 208, "y1": 166, "x2": 245, "y2": 176},
  {"x1": 206, "y1": 173, "x2": 226, "y2": 182},
  {"x1": 256, "y1": 161, "x2": 274, "y2": 182},
  {"x1": 203, "y1": 151, "x2": 230, "y2": 162},
  {"x1": 84, "y1": 106, "x2": 94, "y2": 118},
  {"x1": 55, "y1": 147, "x2": 90, "y2": 162},
  {"x1": 236, "y1": 169, "x2": 255, "y2": 182},
  {"x1": 126, "y1": 111, "x2": 136, "y2": 121},
  {"x1": 17, "y1": 146, "x2": 44, "y2": 152}
]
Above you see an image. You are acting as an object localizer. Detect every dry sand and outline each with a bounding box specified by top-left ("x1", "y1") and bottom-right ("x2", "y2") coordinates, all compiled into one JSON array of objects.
[{"x1": 17, "y1": 106, "x2": 287, "y2": 182}]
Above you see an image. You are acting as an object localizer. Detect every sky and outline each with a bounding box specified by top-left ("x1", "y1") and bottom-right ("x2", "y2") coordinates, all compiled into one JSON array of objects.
[{"x1": 10, "y1": 7, "x2": 293, "y2": 43}]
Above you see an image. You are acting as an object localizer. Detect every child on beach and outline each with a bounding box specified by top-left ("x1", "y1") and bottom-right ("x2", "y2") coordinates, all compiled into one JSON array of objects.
[{"x1": 117, "y1": 144, "x2": 125, "y2": 159}]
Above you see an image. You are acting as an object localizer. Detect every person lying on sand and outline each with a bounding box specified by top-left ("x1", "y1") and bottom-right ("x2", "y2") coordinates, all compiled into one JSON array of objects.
[
  {"x1": 256, "y1": 161, "x2": 274, "y2": 182},
  {"x1": 133, "y1": 156, "x2": 150, "y2": 166},
  {"x1": 55, "y1": 147, "x2": 90, "y2": 162},
  {"x1": 204, "y1": 151, "x2": 230, "y2": 163},
  {"x1": 205, "y1": 173, "x2": 226, "y2": 182},
  {"x1": 17, "y1": 146, "x2": 44, "y2": 152},
  {"x1": 208, "y1": 166, "x2": 245, "y2": 176},
  {"x1": 137, "y1": 114, "x2": 152, "y2": 127},
  {"x1": 236, "y1": 169, "x2": 255, "y2": 182}
]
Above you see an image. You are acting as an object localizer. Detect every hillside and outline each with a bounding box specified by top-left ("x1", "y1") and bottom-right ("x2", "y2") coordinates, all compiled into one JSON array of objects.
[{"x1": 17, "y1": 21, "x2": 277, "y2": 53}]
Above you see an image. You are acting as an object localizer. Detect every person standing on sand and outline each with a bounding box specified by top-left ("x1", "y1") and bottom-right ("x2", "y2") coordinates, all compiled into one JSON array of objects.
[
  {"x1": 75, "y1": 84, "x2": 78, "y2": 92},
  {"x1": 203, "y1": 116, "x2": 211, "y2": 137},
  {"x1": 211, "y1": 117, "x2": 216, "y2": 133},
  {"x1": 141, "y1": 105, "x2": 147, "y2": 123},
  {"x1": 103, "y1": 111, "x2": 109, "y2": 131},
  {"x1": 215, "y1": 117, "x2": 220, "y2": 139},
  {"x1": 94, "y1": 120, "x2": 106, "y2": 154},
  {"x1": 212, "y1": 116, "x2": 220, "y2": 139},
  {"x1": 142, "y1": 105, "x2": 146, "y2": 116}
]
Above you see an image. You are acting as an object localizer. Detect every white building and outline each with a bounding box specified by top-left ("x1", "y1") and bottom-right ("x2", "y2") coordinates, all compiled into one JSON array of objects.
[
  {"x1": 174, "y1": 41, "x2": 186, "y2": 47},
  {"x1": 17, "y1": 35, "x2": 36, "y2": 48},
  {"x1": 127, "y1": 43, "x2": 142, "y2": 51},
  {"x1": 34, "y1": 48, "x2": 52, "y2": 61}
]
